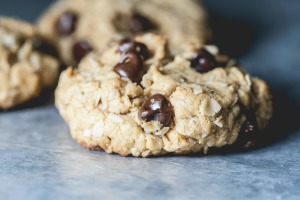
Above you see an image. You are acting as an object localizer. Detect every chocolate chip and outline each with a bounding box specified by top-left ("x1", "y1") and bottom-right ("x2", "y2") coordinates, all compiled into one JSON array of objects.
[
  {"x1": 119, "y1": 41, "x2": 150, "y2": 60},
  {"x1": 235, "y1": 108, "x2": 259, "y2": 149},
  {"x1": 130, "y1": 13, "x2": 157, "y2": 34},
  {"x1": 113, "y1": 53, "x2": 145, "y2": 83},
  {"x1": 32, "y1": 37, "x2": 58, "y2": 58},
  {"x1": 56, "y1": 11, "x2": 78, "y2": 36},
  {"x1": 139, "y1": 94, "x2": 173, "y2": 127},
  {"x1": 190, "y1": 48, "x2": 218, "y2": 73},
  {"x1": 72, "y1": 40, "x2": 93, "y2": 63}
]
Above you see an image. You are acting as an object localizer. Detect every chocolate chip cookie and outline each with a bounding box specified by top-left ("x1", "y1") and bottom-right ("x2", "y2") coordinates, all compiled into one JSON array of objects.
[
  {"x1": 0, "y1": 17, "x2": 60, "y2": 109},
  {"x1": 55, "y1": 33, "x2": 272, "y2": 157},
  {"x1": 37, "y1": 0, "x2": 209, "y2": 65}
]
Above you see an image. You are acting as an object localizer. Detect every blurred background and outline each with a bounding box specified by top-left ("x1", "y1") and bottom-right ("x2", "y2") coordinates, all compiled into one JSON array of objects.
[{"x1": 1, "y1": 0, "x2": 300, "y2": 102}]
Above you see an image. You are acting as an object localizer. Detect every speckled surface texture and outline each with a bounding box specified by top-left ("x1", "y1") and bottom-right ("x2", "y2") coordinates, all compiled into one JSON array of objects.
[{"x1": 1, "y1": 0, "x2": 300, "y2": 199}]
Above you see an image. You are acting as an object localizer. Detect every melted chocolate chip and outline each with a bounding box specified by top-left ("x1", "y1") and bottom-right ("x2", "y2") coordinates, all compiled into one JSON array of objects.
[
  {"x1": 139, "y1": 94, "x2": 173, "y2": 127},
  {"x1": 32, "y1": 37, "x2": 58, "y2": 58},
  {"x1": 119, "y1": 41, "x2": 150, "y2": 60},
  {"x1": 130, "y1": 13, "x2": 157, "y2": 34},
  {"x1": 235, "y1": 108, "x2": 259, "y2": 149},
  {"x1": 190, "y1": 48, "x2": 218, "y2": 73},
  {"x1": 113, "y1": 53, "x2": 145, "y2": 83},
  {"x1": 72, "y1": 40, "x2": 93, "y2": 63},
  {"x1": 56, "y1": 11, "x2": 78, "y2": 36}
]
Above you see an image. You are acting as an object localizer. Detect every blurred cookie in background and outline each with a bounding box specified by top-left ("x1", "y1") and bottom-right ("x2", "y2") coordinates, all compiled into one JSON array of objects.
[
  {"x1": 0, "y1": 17, "x2": 60, "y2": 110},
  {"x1": 37, "y1": 0, "x2": 210, "y2": 65}
]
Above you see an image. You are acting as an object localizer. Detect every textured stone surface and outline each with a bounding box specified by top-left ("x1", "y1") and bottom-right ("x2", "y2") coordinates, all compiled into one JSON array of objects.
[
  {"x1": 1, "y1": 105, "x2": 300, "y2": 200},
  {"x1": 1, "y1": 0, "x2": 300, "y2": 199}
]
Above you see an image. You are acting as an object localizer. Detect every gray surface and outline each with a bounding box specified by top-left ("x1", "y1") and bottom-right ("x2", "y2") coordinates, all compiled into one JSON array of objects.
[
  {"x1": 1, "y1": 105, "x2": 300, "y2": 200},
  {"x1": 1, "y1": 0, "x2": 300, "y2": 200}
]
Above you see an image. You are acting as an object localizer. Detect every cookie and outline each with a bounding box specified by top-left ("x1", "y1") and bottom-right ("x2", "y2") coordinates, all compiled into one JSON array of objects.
[
  {"x1": 37, "y1": 0, "x2": 209, "y2": 65},
  {"x1": 0, "y1": 17, "x2": 60, "y2": 109},
  {"x1": 55, "y1": 33, "x2": 272, "y2": 157}
]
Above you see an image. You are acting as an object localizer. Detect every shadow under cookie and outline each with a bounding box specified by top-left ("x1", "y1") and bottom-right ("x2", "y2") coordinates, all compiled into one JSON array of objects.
[{"x1": 206, "y1": 90, "x2": 300, "y2": 156}]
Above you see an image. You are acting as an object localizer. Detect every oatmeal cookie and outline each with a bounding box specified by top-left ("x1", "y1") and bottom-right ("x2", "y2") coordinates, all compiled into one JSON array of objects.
[
  {"x1": 37, "y1": 0, "x2": 209, "y2": 65},
  {"x1": 0, "y1": 17, "x2": 59, "y2": 109},
  {"x1": 55, "y1": 33, "x2": 272, "y2": 157}
]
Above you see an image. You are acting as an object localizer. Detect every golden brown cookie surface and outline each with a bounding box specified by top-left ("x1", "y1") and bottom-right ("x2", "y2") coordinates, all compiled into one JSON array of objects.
[{"x1": 55, "y1": 34, "x2": 272, "y2": 157}]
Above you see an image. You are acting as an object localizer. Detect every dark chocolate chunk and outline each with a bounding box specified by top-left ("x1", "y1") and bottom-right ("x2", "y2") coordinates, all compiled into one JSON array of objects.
[
  {"x1": 139, "y1": 94, "x2": 173, "y2": 127},
  {"x1": 119, "y1": 41, "x2": 150, "y2": 60},
  {"x1": 130, "y1": 13, "x2": 157, "y2": 34},
  {"x1": 72, "y1": 40, "x2": 93, "y2": 63},
  {"x1": 32, "y1": 37, "x2": 58, "y2": 58},
  {"x1": 113, "y1": 53, "x2": 145, "y2": 83},
  {"x1": 56, "y1": 11, "x2": 78, "y2": 36},
  {"x1": 236, "y1": 108, "x2": 259, "y2": 149},
  {"x1": 190, "y1": 48, "x2": 218, "y2": 73}
]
